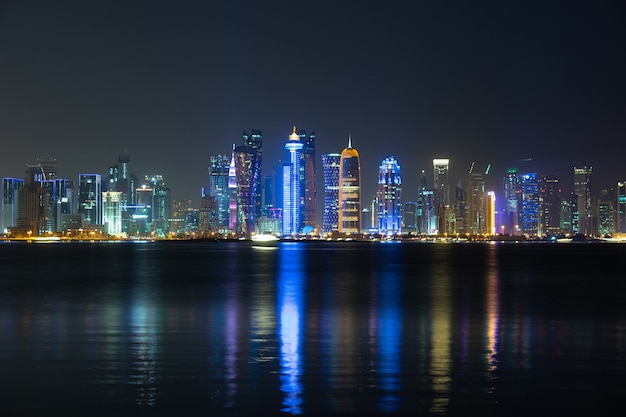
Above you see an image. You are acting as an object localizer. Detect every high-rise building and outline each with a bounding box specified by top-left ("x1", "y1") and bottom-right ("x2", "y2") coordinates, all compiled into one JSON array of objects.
[
  {"x1": 102, "y1": 191, "x2": 123, "y2": 236},
  {"x1": 403, "y1": 201, "x2": 417, "y2": 235},
  {"x1": 467, "y1": 163, "x2": 488, "y2": 235},
  {"x1": 2, "y1": 178, "x2": 24, "y2": 234},
  {"x1": 503, "y1": 168, "x2": 521, "y2": 235},
  {"x1": 207, "y1": 154, "x2": 231, "y2": 231},
  {"x1": 416, "y1": 169, "x2": 429, "y2": 234},
  {"x1": 485, "y1": 191, "x2": 496, "y2": 235},
  {"x1": 282, "y1": 126, "x2": 304, "y2": 236},
  {"x1": 146, "y1": 175, "x2": 171, "y2": 237},
  {"x1": 377, "y1": 156, "x2": 402, "y2": 235},
  {"x1": 78, "y1": 174, "x2": 102, "y2": 225},
  {"x1": 573, "y1": 166, "x2": 592, "y2": 235},
  {"x1": 618, "y1": 181, "x2": 626, "y2": 234},
  {"x1": 598, "y1": 187, "x2": 615, "y2": 236},
  {"x1": 108, "y1": 155, "x2": 138, "y2": 233},
  {"x1": 433, "y1": 158, "x2": 450, "y2": 235},
  {"x1": 321, "y1": 153, "x2": 341, "y2": 234},
  {"x1": 338, "y1": 136, "x2": 361, "y2": 234},
  {"x1": 560, "y1": 200, "x2": 572, "y2": 234},
  {"x1": 234, "y1": 144, "x2": 260, "y2": 237},
  {"x1": 302, "y1": 130, "x2": 316, "y2": 230},
  {"x1": 17, "y1": 167, "x2": 47, "y2": 236},
  {"x1": 243, "y1": 130, "x2": 263, "y2": 222},
  {"x1": 538, "y1": 174, "x2": 561, "y2": 236},
  {"x1": 228, "y1": 146, "x2": 238, "y2": 232},
  {"x1": 520, "y1": 172, "x2": 539, "y2": 235}
]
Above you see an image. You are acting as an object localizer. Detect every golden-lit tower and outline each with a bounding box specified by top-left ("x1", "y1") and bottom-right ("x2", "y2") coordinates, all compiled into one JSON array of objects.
[{"x1": 338, "y1": 136, "x2": 361, "y2": 234}]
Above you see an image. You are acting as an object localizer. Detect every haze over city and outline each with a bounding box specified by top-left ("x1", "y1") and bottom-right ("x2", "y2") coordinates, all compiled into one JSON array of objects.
[{"x1": 1, "y1": 0, "x2": 624, "y2": 207}]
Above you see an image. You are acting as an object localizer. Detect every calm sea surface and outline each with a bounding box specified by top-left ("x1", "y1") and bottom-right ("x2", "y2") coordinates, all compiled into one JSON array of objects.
[{"x1": 0, "y1": 240, "x2": 625, "y2": 416}]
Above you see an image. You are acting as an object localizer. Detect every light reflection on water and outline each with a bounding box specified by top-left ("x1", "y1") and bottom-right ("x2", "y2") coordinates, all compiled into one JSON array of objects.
[
  {"x1": 0, "y1": 241, "x2": 625, "y2": 415},
  {"x1": 278, "y1": 243, "x2": 304, "y2": 414}
]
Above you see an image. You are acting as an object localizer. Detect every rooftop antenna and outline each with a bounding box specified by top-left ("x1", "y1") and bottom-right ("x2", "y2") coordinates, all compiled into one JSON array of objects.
[{"x1": 348, "y1": 134, "x2": 352, "y2": 148}]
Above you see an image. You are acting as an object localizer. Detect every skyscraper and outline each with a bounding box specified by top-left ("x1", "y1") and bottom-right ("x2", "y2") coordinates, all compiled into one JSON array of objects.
[
  {"x1": 377, "y1": 156, "x2": 402, "y2": 235},
  {"x1": 102, "y1": 191, "x2": 122, "y2": 236},
  {"x1": 338, "y1": 136, "x2": 361, "y2": 234},
  {"x1": 2, "y1": 178, "x2": 24, "y2": 234},
  {"x1": 538, "y1": 174, "x2": 561, "y2": 236},
  {"x1": 433, "y1": 158, "x2": 450, "y2": 235},
  {"x1": 302, "y1": 130, "x2": 316, "y2": 230},
  {"x1": 618, "y1": 181, "x2": 626, "y2": 234},
  {"x1": 207, "y1": 154, "x2": 231, "y2": 231},
  {"x1": 146, "y1": 175, "x2": 171, "y2": 237},
  {"x1": 243, "y1": 130, "x2": 263, "y2": 222},
  {"x1": 234, "y1": 144, "x2": 260, "y2": 237},
  {"x1": 573, "y1": 166, "x2": 592, "y2": 235},
  {"x1": 416, "y1": 169, "x2": 429, "y2": 234},
  {"x1": 503, "y1": 168, "x2": 521, "y2": 235},
  {"x1": 520, "y1": 172, "x2": 539, "y2": 236},
  {"x1": 78, "y1": 174, "x2": 102, "y2": 225},
  {"x1": 321, "y1": 153, "x2": 341, "y2": 234},
  {"x1": 283, "y1": 126, "x2": 304, "y2": 236}
]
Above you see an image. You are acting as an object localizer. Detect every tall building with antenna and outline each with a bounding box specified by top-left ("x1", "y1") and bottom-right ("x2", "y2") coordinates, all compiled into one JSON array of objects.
[{"x1": 283, "y1": 126, "x2": 305, "y2": 236}]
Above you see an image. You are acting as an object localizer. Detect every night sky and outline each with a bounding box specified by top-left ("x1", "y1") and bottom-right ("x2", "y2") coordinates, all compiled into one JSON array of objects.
[{"x1": 1, "y1": 0, "x2": 624, "y2": 218}]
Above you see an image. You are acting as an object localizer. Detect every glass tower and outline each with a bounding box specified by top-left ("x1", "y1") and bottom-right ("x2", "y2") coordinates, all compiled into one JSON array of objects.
[
  {"x1": 321, "y1": 153, "x2": 340, "y2": 234},
  {"x1": 338, "y1": 136, "x2": 361, "y2": 234},
  {"x1": 208, "y1": 154, "x2": 231, "y2": 230},
  {"x1": 618, "y1": 181, "x2": 626, "y2": 234},
  {"x1": 573, "y1": 166, "x2": 592, "y2": 235},
  {"x1": 283, "y1": 126, "x2": 304, "y2": 236},
  {"x1": 377, "y1": 156, "x2": 402, "y2": 235},
  {"x1": 520, "y1": 172, "x2": 539, "y2": 235},
  {"x1": 78, "y1": 174, "x2": 102, "y2": 225},
  {"x1": 243, "y1": 130, "x2": 263, "y2": 222},
  {"x1": 2, "y1": 178, "x2": 24, "y2": 234}
]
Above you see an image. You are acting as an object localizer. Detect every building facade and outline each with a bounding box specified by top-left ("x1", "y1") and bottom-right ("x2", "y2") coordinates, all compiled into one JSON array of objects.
[
  {"x1": 377, "y1": 156, "x2": 402, "y2": 235},
  {"x1": 338, "y1": 136, "x2": 361, "y2": 234},
  {"x1": 321, "y1": 153, "x2": 340, "y2": 234}
]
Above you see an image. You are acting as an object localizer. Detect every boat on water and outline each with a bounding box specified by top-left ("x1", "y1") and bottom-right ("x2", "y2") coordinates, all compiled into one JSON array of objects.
[{"x1": 250, "y1": 233, "x2": 280, "y2": 247}]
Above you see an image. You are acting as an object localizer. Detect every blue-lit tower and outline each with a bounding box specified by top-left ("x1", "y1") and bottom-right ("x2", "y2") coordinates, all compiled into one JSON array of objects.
[
  {"x1": 520, "y1": 172, "x2": 538, "y2": 236},
  {"x1": 321, "y1": 153, "x2": 340, "y2": 234},
  {"x1": 618, "y1": 181, "x2": 626, "y2": 234},
  {"x1": 377, "y1": 156, "x2": 402, "y2": 235},
  {"x1": 283, "y1": 126, "x2": 304, "y2": 236}
]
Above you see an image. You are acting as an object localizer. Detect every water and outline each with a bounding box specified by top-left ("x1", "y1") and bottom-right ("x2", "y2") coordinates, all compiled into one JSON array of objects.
[{"x1": 0, "y1": 240, "x2": 625, "y2": 416}]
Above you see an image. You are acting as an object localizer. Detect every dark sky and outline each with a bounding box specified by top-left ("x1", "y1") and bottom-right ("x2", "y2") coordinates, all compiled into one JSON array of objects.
[{"x1": 1, "y1": 0, "x2": 624, "y2": 218}]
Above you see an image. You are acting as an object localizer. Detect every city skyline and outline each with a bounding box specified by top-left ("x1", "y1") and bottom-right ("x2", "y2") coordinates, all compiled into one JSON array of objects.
[{"x1": 0, "y1": 1, "x2": 623, "y2": 207}]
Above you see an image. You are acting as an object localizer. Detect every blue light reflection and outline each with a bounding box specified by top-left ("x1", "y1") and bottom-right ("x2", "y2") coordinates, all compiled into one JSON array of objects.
[{"x1": 278, "y1": 243, "x2": 305, "y2": 414}]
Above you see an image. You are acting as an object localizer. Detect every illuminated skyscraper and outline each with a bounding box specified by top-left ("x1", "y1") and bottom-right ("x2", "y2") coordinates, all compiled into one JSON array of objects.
[
  {"x1": 485, "y1": 191, "x2": 496, "y2": 235},
  {"x1": 416, "y1": 169, "x2": 430, "y2": 234},
  {"x1": 283, "y1": 126, "x2": 304, "y2": 236},
  {"x1": 302, "y1": 130, "x2": 316, "y2": 230},
  {"x1": 598, "y1": 187, "x2": 615, "y2": 236},
  {"x1": 520, "y1": 172, "x2": 539, "y2": 235},
  {"x1": 618, "y1": 181, "x2": 626, "y2": 234},
  {"x1": 17, "y1": 168, "x2": 47, "y2": 235},
  {"x1": 338, "y1": 136, "x2": 361, "y2": 234},
  {"x1": 78, "y1": 174, "x2": 102, "y2": 225},
  {"x1": 503, "y1": 168, "x2": 521, "y2": 235},
  {"x1": 403, "y1": 201, "x2": 417, "y2": 235},
  {"x1": 234, "y1": 144, "x2": 259, "y2": 237},
  {"x1": 243, "y1": 130, "x2": 263, "y2": 221},
  {"x1": 538, "y1": 174, "x2": 561, "y2": 236},
  {"x1": 228, "y1": 145, "x2": 238, "y2": 231},
  {"x1": 146, "y1": 175, "x2": 171, "y2": 237},
  {"x1": 377, "y1": 156, "x2": 402, "y2": 235},
  {"x1": 207, "y1": 154, "x2": 231, "y2": 230},
  {"x1": 321, "y1": 153, "x2": 340, "y2": 234},
  {"x1": 573, "y1": 166, "x2": 592, "y2": 235},
  {"x1": 2, "y1": 178, "x2": 24, "y2": 234},
  {"x1": 108, "y1": 154, "x2": 138, "y2": 233},
  {"x1": 433, "y1": 158, "x2": 450, "y2": 234},
  {"x1": 102, "y1": 191, "x2": 122, "y2": 236}
]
